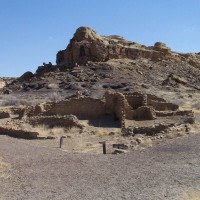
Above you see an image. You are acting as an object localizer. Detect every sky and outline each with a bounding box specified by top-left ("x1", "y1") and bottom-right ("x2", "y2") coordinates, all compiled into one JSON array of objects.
[{"x1": 0, "y1": 0, "x2": 199, "y2": 77}]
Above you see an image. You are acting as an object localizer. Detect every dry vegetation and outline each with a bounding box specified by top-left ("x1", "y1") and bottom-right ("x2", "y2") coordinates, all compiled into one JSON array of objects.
[
  {"x1": 0, "y1": 94, "x2": 40, "y2": 107},
  {"x1": 0, "y1": 91, "x2": 64, "y2": 108},
  {"x1": 0, "y1": 157, "x2": 6, "y2": 172},
  {"x1": 48, "y1": 92, "x2": 64, "y2": 102},
  {"x1": 0, "y1": 95, "x2": 29, "y2": 106},
  {"x1": 32, "y1": 125, "x2": 66, "y2": 138},
  {"x1": 183, "y1": 191, "x2": 200, "y2": 200},
  {"x1": 0, "y1": 156, "x2": 10, "y2": 179}
]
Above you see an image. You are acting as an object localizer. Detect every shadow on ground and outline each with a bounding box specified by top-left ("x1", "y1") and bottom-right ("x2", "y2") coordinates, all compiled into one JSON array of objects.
[{"x1": 88, "y1": 116, "x2": 121, "y2": 128}]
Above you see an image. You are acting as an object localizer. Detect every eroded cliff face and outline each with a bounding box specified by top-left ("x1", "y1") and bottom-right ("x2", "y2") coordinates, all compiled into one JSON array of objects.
[
  {"x1": 56, "y1": 26, "x2": 200, "y2": 68},
  {"x1": 56, "y1": 27, "x2": 170, "y2": 64},
  {"x1": 3, "y1": 26, "x2": 199, "y2": 95}
]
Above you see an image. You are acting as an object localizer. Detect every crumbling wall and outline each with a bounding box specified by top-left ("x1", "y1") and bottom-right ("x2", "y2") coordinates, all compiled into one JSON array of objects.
[
  {"x1": 148, "y1": 101, "x2": 178, "y2": 111},
  {"x1": 125, "y1": 93, "x2": 178, "y2": 112},
  {"x1": 147, "y1": 94, "x2": 179, "y2": 111},
  {"x1": 115, "y1": 93, "x2": 126, "y2": 129},
  {"x1": 132, "y1": 106, "x2": 156, "y2": 120},
  {"x1": 104, "y1": 91, "x2": 126, "y2": 128},
  {"x1": 0, "y1": 111, "x2": 10, "y2": 119},
  {"x1": 25, "y1": 103, "x2": 48, "y2": 118},
  {"x1": 11, "y1": 107, "x2": 25, "y2": 119},
  {"x1": 24, "y1": 91, "x2": 182, "y2": 131},
  {"x1": 28, "y1": 115, "x2": 83, "y2": 128},
  {"x1": 124, "y1": 101, "x2": 134, "y2": 120},
  {"x1": 124, "y1": 93, "x2": 145, "y2": 109},
  {"x1": 0, "y1": 127, "x2": 39, "y2": 139},
  {"x1": 104, "y1": 91, "x2": 117, "y2": 115},
  {"x1": 42, "y1": 98, "x2": 105, "y2": 119},
  {"x1": 105, "y1": 92, "x2": 156, "y2": 123}
]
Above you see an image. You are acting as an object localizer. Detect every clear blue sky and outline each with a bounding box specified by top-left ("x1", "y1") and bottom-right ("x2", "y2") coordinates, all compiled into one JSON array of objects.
[{"x1": 0, "y1": 0, "x2": 199, "y2": 77}]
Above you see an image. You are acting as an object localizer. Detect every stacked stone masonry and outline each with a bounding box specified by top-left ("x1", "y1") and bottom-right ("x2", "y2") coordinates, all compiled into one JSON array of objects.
[{"x1": 24, "y1": 92, "x2": 185, "y2": 130}]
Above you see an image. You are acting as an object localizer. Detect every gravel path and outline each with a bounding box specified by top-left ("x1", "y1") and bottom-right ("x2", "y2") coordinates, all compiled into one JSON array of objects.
[{"x1": 0, "y1": 133, "x2": 200, "y2": 200}]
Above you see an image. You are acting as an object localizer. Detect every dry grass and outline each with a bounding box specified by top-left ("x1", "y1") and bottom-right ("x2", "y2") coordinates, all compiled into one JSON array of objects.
[
  {"x1": 0, "y1": 157, "x2": 7, "y2": 172},
  {"x1": 157, "y1": 89, "x2": 200, "y2": 112},
  {"x1": 0, "y1": 81, "x2": 5, "y2": 89},
  {"x1": 95, "y1": 129, "x2": 109, "y2": 138},
  {"x1": 48, "y1": 92, "x2": 63, "y2": 102},
  {"x1": 0, "y1": 95, "x2": 39, "y2": 107},
  {"x1": 47, "y1": 83, "x2": 59, "y2": 89},
  {"x1": 33, "y1": 125, "x2": 66, "y2": 137},
  {"x1": 183, "y1": 191, "x2": 200, "y2": 200},
  {"x1": 136, "y1": 137, "x2": 153, "y2": 148},
  {"x1": 0, "y1": 157, "x2": 10, "y2": 179},
  {"x1": 166, "y1": 131, "x2": 187, "y2": 139}
]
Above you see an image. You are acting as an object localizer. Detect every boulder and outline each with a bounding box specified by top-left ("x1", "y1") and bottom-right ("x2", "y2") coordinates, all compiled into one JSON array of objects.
[
  {"x1": 162, "y1": 74, "x2": 187, "y2": 86},
  {"x1": 0, "y1": 111, "x2": 10, "y2": 119},
  {"x1": 36, "y1": 63, "x2": 56, "y2": 75},
  {"x1": 3, "y1": 89, "x2": 10, "y2": 94},
  {"x1": 18, "y1": 71, "x2": 34, "y2": 82},
  {"x1": 113, "y1": 149, "x2": 128, "y2": 154},
  {"x1": 153, "y1": 42, "x2": 171, "y2": 53}
]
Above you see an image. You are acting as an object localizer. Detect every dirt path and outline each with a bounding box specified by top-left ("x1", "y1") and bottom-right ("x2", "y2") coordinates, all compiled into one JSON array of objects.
[{"x1": 0, "y1": 133, "x2": 200, "y2": 200}]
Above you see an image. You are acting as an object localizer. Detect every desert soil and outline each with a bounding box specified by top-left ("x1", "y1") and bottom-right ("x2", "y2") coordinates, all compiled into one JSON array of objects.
[{"x1": 0, "y1": 131, "x2": 200, "y2": 200}]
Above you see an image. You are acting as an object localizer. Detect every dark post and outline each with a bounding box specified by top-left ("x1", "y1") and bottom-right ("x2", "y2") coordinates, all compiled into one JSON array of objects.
[
  {"x1": 103, "y1": 142, "x2": 106, "y2": 154},
  {"x1": 60, "y1": 136, "x2": 65, "y2": 148},
  {"x1": 99, "y1": 141, "x2": 106, "y2": 154}
]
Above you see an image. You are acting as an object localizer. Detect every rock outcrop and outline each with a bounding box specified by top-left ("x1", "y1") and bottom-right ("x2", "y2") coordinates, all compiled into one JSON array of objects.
[
  {"x1": 56, "y1": 27, "x2": 174, "y2": 65},
  {"x1": 18, "y1": 71, "x2": 34, "y2": 82},
  {"x1": 4, "y1": 26, "x2": 199, "y2": 96}
]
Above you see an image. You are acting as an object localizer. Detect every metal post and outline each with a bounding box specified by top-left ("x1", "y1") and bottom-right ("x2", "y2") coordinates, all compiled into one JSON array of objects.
[
  {"x1": 102, "y1": 142, "x2": 106, "y2": 154},
  {"x1": 60, "y1": 136, "x2": 65, "y2": 148},
  {"x1": 99, "y1": 141, "x2": 106, "y2": 154}
]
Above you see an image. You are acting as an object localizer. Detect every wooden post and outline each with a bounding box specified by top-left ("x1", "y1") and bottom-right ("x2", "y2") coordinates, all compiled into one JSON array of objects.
[
  {"x1": 60, "y1": 136, "x2": 65, "y2": 148},
  {"x1": 99, "y1": 141, "x2": 106, "y2": 154}
]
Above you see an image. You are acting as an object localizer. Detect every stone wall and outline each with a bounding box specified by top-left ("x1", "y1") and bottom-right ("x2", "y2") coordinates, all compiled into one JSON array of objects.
[
  {"x1": 148, "y1": 101, "x2": 178, "y2": 111},
  {"x1": 0, "y1": 127, "x2": 39, "y2": 139},
  {"x1": 28, "y1": 115, "x2": 83, "y2": 128},
  {"x1": 132, "y1": 106, "x2": 156, "y2": 120},
  {"x1": 26, "y1": 97, "x2": 106, "y2": 119},
  {"x1": 24, "y1": 92, "x2": 181, "y2": 130},
  {"x1": 104, "y1": 92, "x2": 126, "y2": 128},
  {"x1": 147, "y1": 94, "x2": 179, "y2": 111},
  {"x1": 0, "y1": 111, "x2": 10, "y2": 119},
  {"x1": 125, "y1": 95, "x2": 144, "y2": 109}
]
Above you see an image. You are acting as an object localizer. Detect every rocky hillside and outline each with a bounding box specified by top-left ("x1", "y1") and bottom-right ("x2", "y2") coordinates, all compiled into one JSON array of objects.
[
  {"x1": 3, "y1": 26, "x2": 200, "y2": 99},
  {"x1": 0, "y1": 27, "x2": 199, "y2": 153}
]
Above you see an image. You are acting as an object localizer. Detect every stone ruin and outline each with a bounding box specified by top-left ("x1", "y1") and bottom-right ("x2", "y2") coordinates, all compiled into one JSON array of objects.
[
  {"x1": 0, "y1": 91, "x2": 195, "y2": 139},
  {"x1": 23, "y1": 91, "x2": 194, "y2": 135}
]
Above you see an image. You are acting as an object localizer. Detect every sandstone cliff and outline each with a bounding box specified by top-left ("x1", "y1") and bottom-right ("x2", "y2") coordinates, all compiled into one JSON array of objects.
[
  {"x1": 3, "y1": 26, "x2": 200, "y2": 99},
  {"x1": 56, "y1": 27, "x2": 200, "y2": 71}
]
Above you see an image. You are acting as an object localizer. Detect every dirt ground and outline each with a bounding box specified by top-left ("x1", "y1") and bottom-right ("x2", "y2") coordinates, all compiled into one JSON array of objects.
[
  {"x1": 1, "y1": 131, "x2": 200, "y2": 200},
  {"x1": 0, "y1": 75, "x2": 199, "y2": 199}
]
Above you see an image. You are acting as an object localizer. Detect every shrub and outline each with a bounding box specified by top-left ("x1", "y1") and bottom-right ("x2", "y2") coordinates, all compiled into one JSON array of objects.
[
  {"x1": 0, "y1": 95, "x2": 32, "y2": 107},
  {"x1": 48, "y1": 92, "x2": 63, "y2": 102},
  {"x1": 47, "y1": 83, "x2": 59, "y2": 89}
]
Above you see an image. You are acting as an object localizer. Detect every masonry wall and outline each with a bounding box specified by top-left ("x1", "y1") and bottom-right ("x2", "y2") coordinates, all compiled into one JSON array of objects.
[
  {"x1": 125, "y1": 94, "x2": 144, "y2": 109},
  {"x1": 25, "y1": 92, "x2": 178, "y2": 129},
  {"x1": 25, "y1": 98, "x2": 106, "y2": 119},
  {"x1": 45, "y1": 98, "x2": 106, "y2": 119},
  {"x1": 146, "y1": 94, "x2": 179, "y2": 111},
  {"x1": 104, "y1": 92, "x2": 117, "y2": 115},
  {"x1": 105, "y1": 92, "x2": 124, "y2": 121}
]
